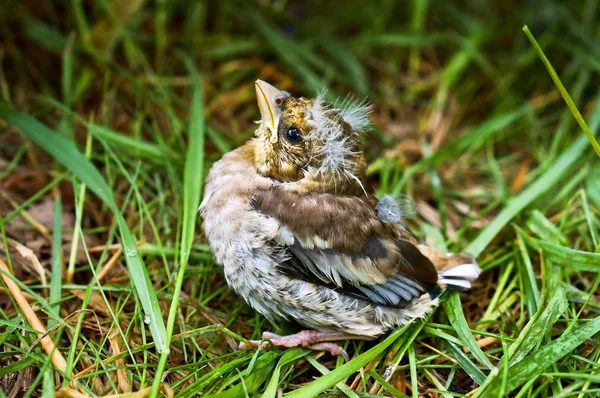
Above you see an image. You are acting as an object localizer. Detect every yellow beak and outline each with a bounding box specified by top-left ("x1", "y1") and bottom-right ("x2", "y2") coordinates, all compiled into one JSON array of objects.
[{"x1": 255, "y1": 80, "x2": 289, "y2": 143}]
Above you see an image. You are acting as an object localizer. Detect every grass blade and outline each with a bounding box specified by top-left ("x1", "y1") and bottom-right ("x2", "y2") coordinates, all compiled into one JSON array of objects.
[
  {"x1": 205, "y1": 352, "x2": 280, "y2": 398},
  {"x1": 587, "y1": 162, "x2": 600, "y2": 209},
  {"x1": 480, "y1": 315, "x2": 600, "y2": 396},
  {"x1": 179, "y1": 71, "x2": 206, "y2": 269},
  {"x1": 526, "y1": 210, "x2": 568, "y2": 245},
  {"x1": 151, "y1": 61, "x2": 206, "y2": 395},
  {"x1": 391, "y1": 106, "x2": 528, "y2": 195},
  {"x1": 285, "y1": 325, "x2": 409, "y2": 398},
  {"x1": 48, "y1": 195, "x2": 62, "y2": 329},
  {"x1": 443, "y1": 293, "x2": 494, "y2": 370},
  {"x1": 522, "y1": 236, "x2": 600, "y2": 272},
  {"x1": 508, "y1": 286, "x2": 568, "y2": 364},
  {"x1": 0, "y1": 104, "x2": 168, "y2": 353},
  {"x1": 523, "y1": 25, "x2": 600, "y2": 159},
  {"x1": 515, "y1": 232, "x2": 541, "y2": 315},
  {"x1": 465, "y1": 95, "x2": 600, "y2": 257},
  {"x1": 444, "y1": 341, "x2": 486, "y2": 385},
  {"x1": 305, "y1": 356, "x2": 360, "y2": 398},
  {"x1": 250, "y1": 12, "x2": 328, "y2": 95},
  {"x1": 261, "y1": 349, "x2": 308, "y2": 398}
]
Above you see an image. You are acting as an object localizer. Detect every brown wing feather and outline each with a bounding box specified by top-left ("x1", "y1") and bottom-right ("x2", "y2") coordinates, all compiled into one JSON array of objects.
[
  {"x1": 253, "y1": 186, "x2": 378, "y2": 252},
  {"x1": 253, "y1": 186, "x2": 438, "y2": 290}
]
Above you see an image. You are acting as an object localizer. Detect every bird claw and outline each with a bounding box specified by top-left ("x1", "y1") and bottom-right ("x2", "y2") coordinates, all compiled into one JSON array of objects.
[
  {"x1": 307, "y1": 342, "x2": 349, "y2": 361},
  {"x1": 238, "y1": 330, "x2": 349, "y2": 361}
]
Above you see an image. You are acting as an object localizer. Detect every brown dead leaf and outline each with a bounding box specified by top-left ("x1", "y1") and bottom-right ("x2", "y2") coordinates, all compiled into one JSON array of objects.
[
  {"x1": 28, "y1": 197, "x2": 74, "y2": 230},
  {"x1": 108, "y1": 331, "x2": 132, "y2": 394},
  {"x1": 510, "y1": 160, "x2": 530, "y2": 194},
  {"x1": 97, "y1": 248, "x2": 123, "y2": 282},
  {"x1": 6, "y1": 238, "x2": 47, "y2": 285},
  {"x1": 55, "y1": 388, "x2": 90, "y2": 398},
  {"x1": 0, "y1": 238, "x2": 47, "y2": 284},
  {"x1": 70, "y1": 290, "x2": 113, "y2": 317}
]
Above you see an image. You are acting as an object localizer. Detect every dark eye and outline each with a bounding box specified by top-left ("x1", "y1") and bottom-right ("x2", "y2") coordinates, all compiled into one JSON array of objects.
[{"x1": 285, "y1": 127, "x2": 303, "y2": 144}]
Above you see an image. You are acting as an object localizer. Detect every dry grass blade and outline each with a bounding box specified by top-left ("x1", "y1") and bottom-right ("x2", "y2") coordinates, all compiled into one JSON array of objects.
[
  {"x1": 96, "y1": 247, "x2": 123, "y2": 281},
  {"x1": 1, "y1": 237, "x2": 47, "y2": 286},
  {"x1": 108, "y1": 330, "x2": 132, "y2": 394},
  {"x1": 0, "y1": 257, "x2": 69, "y2": 378}
]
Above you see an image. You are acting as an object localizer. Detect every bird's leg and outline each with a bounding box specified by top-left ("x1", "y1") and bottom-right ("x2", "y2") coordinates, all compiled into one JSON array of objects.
[{"x1": 240, "y1": 330, "x2": 369, "y2": 360}]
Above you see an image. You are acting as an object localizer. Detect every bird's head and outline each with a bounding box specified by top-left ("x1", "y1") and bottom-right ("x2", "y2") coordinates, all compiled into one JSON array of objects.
[{"x1": 253, "y1": 80, "x2": 371, "y2": 195}]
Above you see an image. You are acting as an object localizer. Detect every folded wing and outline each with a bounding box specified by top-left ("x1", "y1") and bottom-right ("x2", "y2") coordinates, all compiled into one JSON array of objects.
[{"x1": 253, "y1": 187, "x2": 439, "y2": 307}]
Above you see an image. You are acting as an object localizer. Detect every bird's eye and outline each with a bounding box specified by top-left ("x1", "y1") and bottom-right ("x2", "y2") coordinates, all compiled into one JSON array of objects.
[{"x1": 285, "y1": 127, "x2": 303, "y2": 144}]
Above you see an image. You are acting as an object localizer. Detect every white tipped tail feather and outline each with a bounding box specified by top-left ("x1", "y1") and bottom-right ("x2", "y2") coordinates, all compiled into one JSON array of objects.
[
  {"x1": 438, "y1": 262, "x2": 482, "y2": 291},
  {"x1": 417, "y1": 245, "x2": 481, "y2": 291}
]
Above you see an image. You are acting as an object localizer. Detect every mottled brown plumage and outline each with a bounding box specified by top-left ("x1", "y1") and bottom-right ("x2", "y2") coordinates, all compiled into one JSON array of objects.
[
  {"x1": 200, "y1": 80, "x2": 481, "y2": 358},
  {"x1": 253, "y1": 186, "x2": 439, "y2": 286}
]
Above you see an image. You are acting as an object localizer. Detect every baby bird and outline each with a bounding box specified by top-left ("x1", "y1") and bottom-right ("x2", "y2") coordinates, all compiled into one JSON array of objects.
[{"x1": 200, "y1": 80, "x2": 481, "y2": 358}]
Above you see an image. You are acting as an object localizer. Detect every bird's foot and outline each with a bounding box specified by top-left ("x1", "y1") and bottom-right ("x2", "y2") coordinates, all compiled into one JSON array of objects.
[{"x1": 239, "y1": 330, "x2": 351, "y2": 361}]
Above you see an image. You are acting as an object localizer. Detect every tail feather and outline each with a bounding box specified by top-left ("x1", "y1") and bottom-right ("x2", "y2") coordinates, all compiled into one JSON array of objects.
[
  {"x1": 418, "y1": 245, "x2": 482, "y2": 291},
  {"x1": 438, "y1": 262, "x2": 482, "y2": 291},
  {"x1": 439, "y1": 263, "x2": 481, "y2": 279}
]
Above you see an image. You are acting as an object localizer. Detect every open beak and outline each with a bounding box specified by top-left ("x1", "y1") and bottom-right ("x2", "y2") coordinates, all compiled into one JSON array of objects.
[{"x1": 255, "y1": 80, "x2": 290, "y2": 143}]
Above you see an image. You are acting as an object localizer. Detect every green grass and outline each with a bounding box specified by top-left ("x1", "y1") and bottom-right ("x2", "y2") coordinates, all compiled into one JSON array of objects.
[{"x1": 1, "y1": 1, "x2": 600, "y2": 397}]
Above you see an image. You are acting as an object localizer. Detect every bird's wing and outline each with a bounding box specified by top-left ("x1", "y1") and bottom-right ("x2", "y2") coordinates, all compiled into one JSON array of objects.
[{"x1": 253, "y1": 186, "x2": 439, "y2": 307}]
